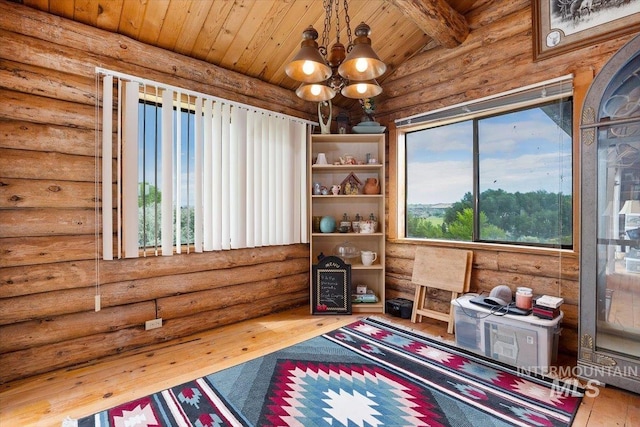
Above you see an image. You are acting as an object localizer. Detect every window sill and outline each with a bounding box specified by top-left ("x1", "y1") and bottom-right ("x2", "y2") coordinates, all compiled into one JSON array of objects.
[{"x1": 386, "y1": 237, "x2": 578, "y2": 258}]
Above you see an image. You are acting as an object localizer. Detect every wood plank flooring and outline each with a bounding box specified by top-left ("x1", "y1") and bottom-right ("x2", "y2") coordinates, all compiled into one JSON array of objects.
[{"x1": 0, "y1": 306, "x2": 638, "y2": 426}]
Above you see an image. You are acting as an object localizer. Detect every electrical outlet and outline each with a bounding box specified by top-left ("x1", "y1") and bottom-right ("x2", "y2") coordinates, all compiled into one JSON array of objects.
[{"x1": 145, "y1": 318, "x2": 163, "y2": 330}]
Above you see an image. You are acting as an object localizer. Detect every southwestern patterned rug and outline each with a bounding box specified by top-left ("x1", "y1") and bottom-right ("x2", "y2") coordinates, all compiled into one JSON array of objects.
[{"x1": 67, "y1": 317, "x2": 583, "y2": 427}]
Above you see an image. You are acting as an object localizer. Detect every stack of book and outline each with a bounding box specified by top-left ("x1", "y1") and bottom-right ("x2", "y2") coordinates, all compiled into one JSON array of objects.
[
  {"x1": 352, "y1": 290, "x2": 378, "y2": 303},
  {"x1": 533, "y1": 295, "x2": 563, "y2": 319}
]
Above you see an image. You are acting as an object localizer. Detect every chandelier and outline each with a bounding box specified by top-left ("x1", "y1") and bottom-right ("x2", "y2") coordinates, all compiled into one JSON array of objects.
[{"x1": 285, "y1": 0, "x2": 386, "y2": 102}]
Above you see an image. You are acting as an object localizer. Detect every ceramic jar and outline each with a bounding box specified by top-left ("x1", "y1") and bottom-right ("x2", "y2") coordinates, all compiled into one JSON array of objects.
[
  {"x1": 516, "y1": 287, "x2": 533, "y2": 310},
  {"x1": 319, "y1": 216, "x2": 336, "y2": 233},
  {"x1": 360, "y1": 220, "x2": 377, "y2": 234},
  {"x1": 363, "y1": 177, "x2": 380, "y2": 194}
]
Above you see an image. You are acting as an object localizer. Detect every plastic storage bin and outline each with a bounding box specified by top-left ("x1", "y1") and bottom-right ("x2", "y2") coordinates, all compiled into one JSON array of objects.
[
  {"x1": 452, "y1": 294, "x2": 562, "y2": 370},
  {"x1": 626, "y1": 257, "x2": 640, "y2": 273}
]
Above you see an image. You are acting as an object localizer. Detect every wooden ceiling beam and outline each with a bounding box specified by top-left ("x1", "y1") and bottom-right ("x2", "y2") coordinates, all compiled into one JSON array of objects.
[{"x1": 388, "y1": 0, "x2": 469, "y2": 48}]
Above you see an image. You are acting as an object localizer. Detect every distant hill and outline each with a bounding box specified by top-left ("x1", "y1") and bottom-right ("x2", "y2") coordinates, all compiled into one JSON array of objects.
[{"x1": 408, "y1": 203, "x2": 452, "y2": 218}]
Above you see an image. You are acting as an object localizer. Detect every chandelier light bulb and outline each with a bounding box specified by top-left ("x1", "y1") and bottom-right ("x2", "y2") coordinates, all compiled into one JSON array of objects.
[
  {"x1": 355, "y1": 58, "x2": 368, "y2": 73},
  {"x1": 341, "y1": 79, "x2": 381, "y2": 99},
  {"x1": 311, "y1": 84, "x2": 322, "y2": 96},
  {"x1": 302, "y1": 60, "x2": 315, "y2": 76}
]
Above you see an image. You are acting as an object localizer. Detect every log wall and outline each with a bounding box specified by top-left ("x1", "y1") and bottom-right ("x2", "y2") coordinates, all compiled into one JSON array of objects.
[
  {"x1": 375, "y1": 0, "x2": 638, "y2": 357},
  {"x1": 0, "y1": 1, "x2": 315, "y2": 384}
]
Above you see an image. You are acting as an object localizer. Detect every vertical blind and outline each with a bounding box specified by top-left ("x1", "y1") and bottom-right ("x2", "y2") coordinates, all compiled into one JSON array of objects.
[{"x1": 97, "y1": 68, "x2": 310, "y2": 259}]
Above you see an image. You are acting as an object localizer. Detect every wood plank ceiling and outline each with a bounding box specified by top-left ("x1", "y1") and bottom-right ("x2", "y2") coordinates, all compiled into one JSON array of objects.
[{"x1": 17, "y1": 0, "x2": 475, "y2": 111}]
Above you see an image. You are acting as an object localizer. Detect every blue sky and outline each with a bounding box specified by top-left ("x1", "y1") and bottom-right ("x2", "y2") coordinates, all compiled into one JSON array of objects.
[
  {"x1": 406, "y1": 106, "x2": 573, "y2": 205},
  {"x1": 139, "y1": 104, "x2": 196, "y2": 207}
]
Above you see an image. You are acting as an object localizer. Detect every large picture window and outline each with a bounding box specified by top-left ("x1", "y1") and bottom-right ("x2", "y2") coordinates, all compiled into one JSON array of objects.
[{"x1": 399, "y1": 77, "x2": 573, "y2": 249}]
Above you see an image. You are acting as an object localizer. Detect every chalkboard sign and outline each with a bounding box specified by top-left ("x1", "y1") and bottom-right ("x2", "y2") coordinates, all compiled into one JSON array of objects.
[{"x1": 312, "y1": 255, "x2": 351, "y2": 314}]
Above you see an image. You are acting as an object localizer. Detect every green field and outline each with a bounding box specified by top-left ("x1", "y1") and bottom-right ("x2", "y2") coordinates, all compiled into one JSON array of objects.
[{"x1": 424, "y1": 217, "x2": 444, "y2": 227}]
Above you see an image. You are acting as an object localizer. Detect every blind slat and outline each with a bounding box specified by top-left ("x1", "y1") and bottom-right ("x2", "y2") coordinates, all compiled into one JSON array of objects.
[
  {"x1": 161, "y1": 89, "x2": 173, "y2": 256},
  {"x1": 175, "y1": 92, "x2": 182, "y2": 254},
  {"x1": 221, "y1": 103, "x2": 231, "y2": 250},
  {"x1": 203, "y1": 98, "x2": 213, "y2": 251},
  {"x1": 212, "y1": 101, "x2": 222, "y2": 250},
  {"x1": 122, "y1": 81, "x2": 140, "y2": 258},
  {"x1": 101, "y1": 75, "x2": 113, "y2": 260},
  {"x1": 245, "y1": 111, "x2": 255, "y2": 248},
  {"x1": 194, "y1": 98, "x2": 203, "y2": 253}
]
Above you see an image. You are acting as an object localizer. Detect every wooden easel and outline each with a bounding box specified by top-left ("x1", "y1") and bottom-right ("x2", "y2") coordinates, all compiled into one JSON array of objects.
[{"x1": 411, "y1": 247, "x2": 473, "y2": 334}]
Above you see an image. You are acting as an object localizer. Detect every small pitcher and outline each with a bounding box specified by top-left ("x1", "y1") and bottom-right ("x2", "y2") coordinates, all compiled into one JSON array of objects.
[
  {"x1": 363, "y1": 177, "x2": 380, "y2": 194},
  {"x1": 361, "y1": 250, "x2": 377, "y2": 266}
]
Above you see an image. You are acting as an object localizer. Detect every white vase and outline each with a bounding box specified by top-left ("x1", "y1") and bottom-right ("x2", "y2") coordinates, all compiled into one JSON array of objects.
[{"x1": 316, "y1": 153, "x2": 328, "y2": 165}]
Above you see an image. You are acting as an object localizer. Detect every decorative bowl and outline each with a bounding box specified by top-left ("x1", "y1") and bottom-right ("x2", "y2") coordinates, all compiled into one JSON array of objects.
[
  {"x1": 334, "y1": 241, "x2": 359, "y2": 262},
  {"x1": 352, "y1": 125, "x2": 386, "y2": 134}
]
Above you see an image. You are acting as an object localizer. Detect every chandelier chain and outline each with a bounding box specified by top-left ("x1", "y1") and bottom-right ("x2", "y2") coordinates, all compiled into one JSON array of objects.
[
  {"x1": 285, "y1": 0, "x2": 384, "y2": 101},
  {"x1": 321, "y1": 0, "x2": 332, "y2": 54},
  {"x1": 334, "y1": 0, "x2": 340, "y2": 43},
  {"x1": 343, "y1": 0, "x2": 353, "y2": 48}
]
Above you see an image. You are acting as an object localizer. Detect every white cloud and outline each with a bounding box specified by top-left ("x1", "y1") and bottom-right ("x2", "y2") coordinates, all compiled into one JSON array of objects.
[
  {"x1": 407, "y1": 151, "x2": 572, "y2": 205},
  {"x1": 407, "y1": 160, "x2": 473, "y2": 204}
]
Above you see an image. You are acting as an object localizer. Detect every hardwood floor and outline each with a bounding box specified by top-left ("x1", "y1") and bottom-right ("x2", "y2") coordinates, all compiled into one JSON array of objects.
[{"x1": 0, "y1": 306, "x2": 638, "y2": 426}]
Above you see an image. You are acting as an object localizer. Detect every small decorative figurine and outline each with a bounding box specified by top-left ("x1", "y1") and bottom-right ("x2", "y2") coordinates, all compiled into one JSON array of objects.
[
  {"x1": 340, "y1": 172, "x2": 362, "y2": 195},
  {"x1": 318, "y1": 100, "x2": 332, "y2": 134}
]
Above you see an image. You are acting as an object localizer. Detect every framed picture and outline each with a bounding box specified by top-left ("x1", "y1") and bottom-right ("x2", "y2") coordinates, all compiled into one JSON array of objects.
[{"x1": 532, "y1": 0, "x2": 640, "y2": 61}]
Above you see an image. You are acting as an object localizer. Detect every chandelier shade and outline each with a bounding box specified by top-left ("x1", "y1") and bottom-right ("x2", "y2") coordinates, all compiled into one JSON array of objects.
[
  {"x1": 285, "y1": 0, "x2": 385, "y2": 101},
  {"x1": 338, "y1": 23, "x2": 386, "y2": 81},
  {"x1": 341, "y1": 79, "x2": 382, "y2": 99},
  {"x1": 296, "y1": 82, "x2": 336, "y2": 102},
  {"x1": 285, "y1": 26, "x2": 332, "y2": 83}
]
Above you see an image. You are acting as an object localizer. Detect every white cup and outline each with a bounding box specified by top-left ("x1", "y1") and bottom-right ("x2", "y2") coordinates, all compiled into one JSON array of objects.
[
  {"x1": 359, "y1": 220, "x2": 376, "y2": 234},
  {"x1": 361, "y1": 251, "x2": 377, "y2": 266}
]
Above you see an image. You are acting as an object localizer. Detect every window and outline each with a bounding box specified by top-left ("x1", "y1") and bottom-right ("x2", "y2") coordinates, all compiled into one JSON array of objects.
[
  {"x1": 398, "y1": 77, "x2": 573, "y2": 249},
  {"x1": 97, "y1": 69, "x2": 310, "y2": 260},
  {"x1": 138, "y1": 100, "x2": 196, "y2": 252}
]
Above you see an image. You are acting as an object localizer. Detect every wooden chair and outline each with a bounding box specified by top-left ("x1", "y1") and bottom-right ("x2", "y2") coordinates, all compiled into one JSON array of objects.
[{"x1": 411, "y1": 246, "x2": 473, "y2": 334}]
